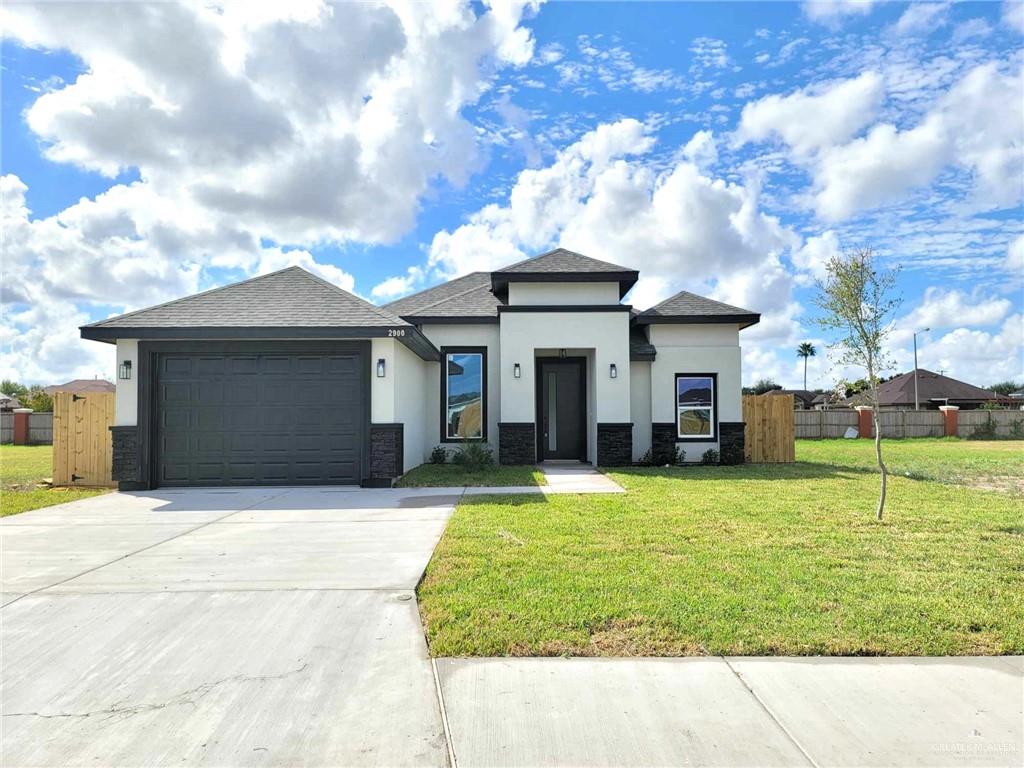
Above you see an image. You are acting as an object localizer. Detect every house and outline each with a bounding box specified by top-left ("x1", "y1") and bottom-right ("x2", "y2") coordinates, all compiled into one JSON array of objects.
[
  {"x1": 763, "y1": 389, "x2": 816, "y2": 409},
  {"x1": 0, "y1": 393, "x2": 22, "y2": 412},
  {"x1": 44, "y1": 378, "x2": 115, "y2": 395},
  {"x1": 80, "y1": 249, "x2": 759, "y2": 490},
  {"x1": 842, "y1": 369, "x2": 1004, "y2": 410}
]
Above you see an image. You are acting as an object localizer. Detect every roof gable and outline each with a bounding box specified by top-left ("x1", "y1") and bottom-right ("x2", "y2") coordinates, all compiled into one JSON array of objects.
[
  {"x1": 491, "y1": 248, "x2": 638, "y2": 299},
  {"x1": 83, "y1": 267, "x2": 407, "y2": 330},
  {"x1": 636, "y1": 289, "x2": 760, "y2": 328},
  {"x1": 495, "y1": 248, "x2": 633, "y2": 275}
]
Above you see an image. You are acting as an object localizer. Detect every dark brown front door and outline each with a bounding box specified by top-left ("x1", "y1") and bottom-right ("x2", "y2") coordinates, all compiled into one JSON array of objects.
[{"x1": 536, "y1": 358, "x2": 586, "y2": 461}]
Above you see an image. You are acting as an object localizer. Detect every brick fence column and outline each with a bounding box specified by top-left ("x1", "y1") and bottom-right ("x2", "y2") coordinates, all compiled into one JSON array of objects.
[
  {"x1": 12, "y1": 408, "x2": 32, "y2": 445},
  {"x1": 854, "y1": 406, "x2": 873, "y2": 439},
  {"x1": 938, "y1": 405, "x2": 959, "y2": 437}
]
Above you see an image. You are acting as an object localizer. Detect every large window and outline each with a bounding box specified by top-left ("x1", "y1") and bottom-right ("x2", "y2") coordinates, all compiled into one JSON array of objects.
[
  {"x1": 442, "y1": 348, "x2": 486, "y2": 441},
  {"x1": 675, "y1": 373, "x2": 716, "y2": 439}
]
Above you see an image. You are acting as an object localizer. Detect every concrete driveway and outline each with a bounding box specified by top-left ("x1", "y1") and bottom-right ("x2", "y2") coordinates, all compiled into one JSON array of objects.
[{"x1": 1, "y1": 487, "x2": 459, "y2": 767}]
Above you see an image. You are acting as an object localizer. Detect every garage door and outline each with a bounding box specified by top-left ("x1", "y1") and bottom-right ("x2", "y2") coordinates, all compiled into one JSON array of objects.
[{"x1": 155, "y1": 346, "x2": 364, "y2": 487}]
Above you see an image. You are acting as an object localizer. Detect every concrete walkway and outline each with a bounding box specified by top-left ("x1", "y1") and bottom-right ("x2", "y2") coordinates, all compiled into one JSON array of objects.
[
  {"x1": 427, "y1": 463, "x2": 626, "y2": 496},
  {"x1": 436, "y1": 656, "x2": 1023, "y2": 767}
]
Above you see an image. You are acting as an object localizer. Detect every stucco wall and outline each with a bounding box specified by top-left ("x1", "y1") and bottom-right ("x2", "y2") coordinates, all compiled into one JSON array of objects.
[
  {"x1": 419, "y1": 323, "x2": 501, "y2": 460},
  {"x1": 115, "y1": 339, "x2": 139, "y2": 426},
  {"x1": 647, "y1": 323, "x2": 743, "y2": 459},
  {"x1": 371, "y1": 337, "x2": 427, "y2": 472},
  {"x1": 507, "y1": 282, "x2": 620, "y2": 305},
  {"x1": 630, "y1": 361, "x2": 652, "y2": 461},
  {"x1": 500, "y1": 311, "x2": 630, "y2": 463}
]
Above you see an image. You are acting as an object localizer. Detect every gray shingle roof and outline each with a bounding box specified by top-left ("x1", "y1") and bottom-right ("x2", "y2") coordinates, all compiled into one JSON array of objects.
[
  {"x1": 495, "y1": 248, "x2": 634, "y2": 274},
  {"x1": 384, "y1": 272, "x2": 503, "y2": 320},
  {"x1": 83, "y1": 267, "x2": 408, "y2": 329},
  {"x1": 629, "y1": 326, "x2": 657, "y2": 361},
  {"x1": 636, "y1": 289, "x2": 759, "y2": 328}
]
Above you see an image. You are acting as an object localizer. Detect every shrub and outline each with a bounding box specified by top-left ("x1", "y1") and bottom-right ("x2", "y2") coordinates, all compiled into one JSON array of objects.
[
  {"x1": 969, "y1": 413, "x2": 999, "y2": 440},
  {"x1": 701, "y1": 448, "x2": 720, "y2": 465},
  {"x1": 429, "y1": 446, "x2": 447, "y2": 465},
  {"x1": 451, "y1": 443, "x2": 494, "y2": 471}
]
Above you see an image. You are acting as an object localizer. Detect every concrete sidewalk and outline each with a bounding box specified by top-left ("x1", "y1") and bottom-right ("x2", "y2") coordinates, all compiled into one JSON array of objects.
[{"x1": 435, "y1": 656, "x2": 1024, "y2": 767}]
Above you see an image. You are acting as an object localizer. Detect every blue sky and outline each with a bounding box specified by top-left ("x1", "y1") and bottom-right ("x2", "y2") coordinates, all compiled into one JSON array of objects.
[{"x1": 2, "y1": 0, "x2": 1022, "y2": 389}]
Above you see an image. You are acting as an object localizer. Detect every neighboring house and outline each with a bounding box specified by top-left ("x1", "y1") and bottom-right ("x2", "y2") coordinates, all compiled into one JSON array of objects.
[
  {"x1": 763, "y1": 389, "x2": 816, "y2": 409},
  {"x1": 81, "y1": 249, "x2": 759, "y2": 490},
  {"x1": 842, "y1": 369, "x2": 1004, "y2": 410},
  {"x1": 44, "y1": 379, "x2": 115, "y2": 395},
  {"x1": 811, "y1": 392, "x2": 838, "y2": 410},
  {"x1": 0, "y1": 393, "x2": 22, "y2": 412}
]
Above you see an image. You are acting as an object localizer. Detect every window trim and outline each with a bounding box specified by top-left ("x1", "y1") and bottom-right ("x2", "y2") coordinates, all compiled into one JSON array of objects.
[
  {"x1": 674, "y1": 372, "x2": 718, "y2": 441},
  {"x1": 440, "y1": 346, "x2": 488, "y2": 443}
]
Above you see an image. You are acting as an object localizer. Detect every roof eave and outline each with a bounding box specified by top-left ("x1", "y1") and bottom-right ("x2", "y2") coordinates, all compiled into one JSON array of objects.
[
  {"x1": 80, "y1": 325, "x2": 440, "y2": 361},
  {"x1": 635, "y1": 313, "x2": 761, "y2": 329},
  {"x1": 490, "y1": 270, "x2": 639, "y2": 299}
]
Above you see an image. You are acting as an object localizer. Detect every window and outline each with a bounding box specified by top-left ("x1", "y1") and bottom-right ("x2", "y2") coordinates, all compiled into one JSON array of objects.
[
  {"x1": 675, "y1": 374, "x2": 716, "y2": 439},
  {"x1": 442, "y1": 348, "x2": 486, "y2": 441}
]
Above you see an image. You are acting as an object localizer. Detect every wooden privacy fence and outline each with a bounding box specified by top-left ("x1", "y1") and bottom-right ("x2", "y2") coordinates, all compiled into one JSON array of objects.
[
  {"x1": 742, "y1": 394, "x2": 795, "y2": 463},
  {"x1": 53, "y1": 391, "x2": 116, "y2": 487}
]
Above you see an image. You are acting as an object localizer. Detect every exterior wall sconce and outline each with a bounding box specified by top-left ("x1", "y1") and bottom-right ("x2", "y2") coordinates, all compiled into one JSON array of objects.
[
  {"x1": 118, "y1": 360, "x2": 132, "y2": 380},
  {"x1": 609, "y1": 363, "x2": 618, "y2": 379},
  {"x1": 513, "y1": 363, "x2": 521, "y2": 379},
  {"x1": 376, "y1": 358, "x2": 386, "y2": 378},
  {"x1": 559, "y1": 348, "x2": 567, "y2": 358}
]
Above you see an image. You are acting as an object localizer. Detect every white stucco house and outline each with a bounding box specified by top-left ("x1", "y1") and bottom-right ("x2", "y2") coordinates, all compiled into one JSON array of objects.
[{"x1": 82, "y1": 249, "x2": 759, "y2": 489}]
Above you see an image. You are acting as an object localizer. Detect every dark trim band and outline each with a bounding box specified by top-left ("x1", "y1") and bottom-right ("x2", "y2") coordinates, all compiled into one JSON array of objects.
[
  {"x1": 80, "y1": 325, "x2": 441, "y2": 361},
  {"x1": 497, "y1": 305, "x2": 633, "y2": 313},
  {"x1": 635, "y1": 314, "x2": 760, "y2": 329}
]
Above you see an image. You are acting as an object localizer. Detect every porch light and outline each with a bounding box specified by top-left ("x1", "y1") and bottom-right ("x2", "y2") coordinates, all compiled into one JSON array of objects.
[
  {"x1": 609, "y1": 363, "x2": 617, "y2": 379},
  {"x1": 118, "y1": 360, "x2": 132, "y2": 380},
  {"x1": 376, "y1": 358, "x2": 386, "y2": 378},
  {"x1": 513, "y1": 363, "x2": 521, "y2": 379}
]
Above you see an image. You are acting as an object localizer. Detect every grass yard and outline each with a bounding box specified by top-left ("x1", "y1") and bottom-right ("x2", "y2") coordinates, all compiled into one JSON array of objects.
[
  {"x1": 396, "y1": 464, "x2": 546, "y2": 487},
  {"x1": 418, "y1": 442, "x2": 1024, "y2": 657},
  {"x1": 0, "y1": 444, "x2": 109, "y2": 517},
  {"x1": 797, "y1": 438, "x2": 1024, "y2": 494}
]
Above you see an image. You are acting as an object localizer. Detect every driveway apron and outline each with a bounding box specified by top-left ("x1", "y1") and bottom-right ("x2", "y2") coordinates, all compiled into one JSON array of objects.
[{"x1": 1, "y1": 487, "x2": 458, "y2": 767}]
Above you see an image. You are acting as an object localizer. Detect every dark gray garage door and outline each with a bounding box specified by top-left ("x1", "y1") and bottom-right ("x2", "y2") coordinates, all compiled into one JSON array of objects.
[{"x1": 155, "y1": 346, "x2": 365, "y2": 487}]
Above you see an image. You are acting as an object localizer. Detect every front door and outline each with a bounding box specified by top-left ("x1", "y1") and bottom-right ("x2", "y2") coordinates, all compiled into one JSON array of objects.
[{"x1": 537, "y1": 358, "x2": 586, "y2": 461}]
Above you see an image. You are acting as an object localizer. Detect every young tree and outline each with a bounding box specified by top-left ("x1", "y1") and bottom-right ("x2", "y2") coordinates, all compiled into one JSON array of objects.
[
  {"x1": 797, "y1": 342, "x2": 816, "y2": 390},
  {"x1": 989, "y1": 380, "x2": 1022, "y2": 396},
  {"x1": 815, "y1": 247, "x2": 901, "y2": 521}
]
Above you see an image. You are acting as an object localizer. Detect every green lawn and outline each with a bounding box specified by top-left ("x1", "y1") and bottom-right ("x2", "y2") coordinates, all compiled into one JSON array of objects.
[
  {"x1": 0, "y1": 444, "x2": 108, "y2": 517},
  {"x1": 418, "y1": 442, "x2": 1024, "y2": 657},
  {"x1": 396, "y1": 464, "x2": 546, "y2": 487},
  {"x1": 797, "y1": 438, "x2": 1024, "y2": 494}
]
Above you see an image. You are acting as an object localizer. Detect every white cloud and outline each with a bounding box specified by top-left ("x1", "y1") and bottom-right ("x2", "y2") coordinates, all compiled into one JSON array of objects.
[
  {"x1": 421, "y1": 119, "x2": 802, "y2": 347},
  {"x1": 690, "y1": 37, "x2": 730, "y2": 69},
  {"x1": 918, "y1": 314, "x2": 1024, "y2": 383},
  {"x1": 682, "y1": 130, "x2": 718, "y2": 170},
  {"x1": 2, "y1": 1, "x2": 539, "y2": 245},
  {"x1": 803, "y1": 0, "x2": 876, "y2": 26},
  {"x1": 734, "y1": 72, "x2": 885, "y2": 157},
  {"x1": 0, "y1": 1, "x2": 540, "y2": 383},
  {"x1": 901, "y1": 288, "x2": 1013, "y2": 333},
  {"x1": 1006, "y1": 235, "x2": 1024, "y2": 273},
  {"x1": 1003, "y1": 0, "x2": 1024, "y2": 34},
  {"x1": 813, "y1": 62, "x2": 1023, "y2": 220},
  {"x1": 792, "y1": 230, "x2": 841, "y2": 282},
  {"x1": 890, "y1": 2, "x2": 950, "y2": 37},
  {"x1": 370, "y1": 266, "x2": 427, "y2": 301},
  {"x1": 737, "y1": 62, "x2": 1024, "y2": 221},
  {"x1": 951, "y1": 17, "x2": 994, "y2": 44}
]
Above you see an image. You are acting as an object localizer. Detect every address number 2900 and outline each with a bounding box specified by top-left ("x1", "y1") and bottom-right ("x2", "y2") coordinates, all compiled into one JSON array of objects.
[{"x1": 388, "y1": 329, "x2": 406, "y2": 337}]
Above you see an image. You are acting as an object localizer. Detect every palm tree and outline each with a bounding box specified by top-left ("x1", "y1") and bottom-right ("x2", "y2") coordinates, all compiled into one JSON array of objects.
[{"x1": 797, "y1": 342, "x2": 816, "y2": 390}]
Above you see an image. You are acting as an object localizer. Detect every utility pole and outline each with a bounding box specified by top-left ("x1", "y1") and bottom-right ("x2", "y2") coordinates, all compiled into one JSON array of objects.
[{"x1": 913, "y1": 328, "x2": 929, "y2": 410}]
